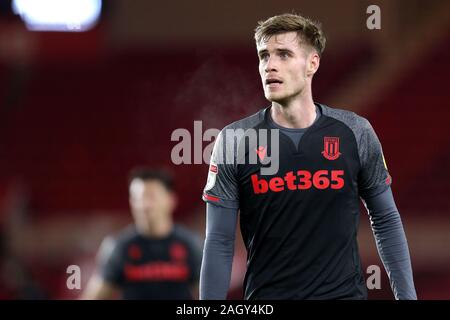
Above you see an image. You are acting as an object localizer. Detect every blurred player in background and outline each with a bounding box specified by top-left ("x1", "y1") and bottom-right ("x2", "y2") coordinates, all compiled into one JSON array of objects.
[
  {"x1": 83, "y1": 168, "x2": 202, "y2": 299},
  {"x1": 200, "y1": 13, "x2": 417, "y2": 299}
]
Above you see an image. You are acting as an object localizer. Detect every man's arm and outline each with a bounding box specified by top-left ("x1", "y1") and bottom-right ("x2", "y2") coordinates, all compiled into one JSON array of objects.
[
  {"x1": 362, "y1": 186, "x2": 417, "y2": 300},
  {"x1": 199, "y1": 203, "x2": 238, "y2": 300},
  {"x1": 80, "y1": 236, "x2": 123, "y2": 299}
]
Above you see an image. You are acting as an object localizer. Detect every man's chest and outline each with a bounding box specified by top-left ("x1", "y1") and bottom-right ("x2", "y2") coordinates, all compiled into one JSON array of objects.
[{"x1": 237, "y1": 122, "x2": 361, "y2": 195}]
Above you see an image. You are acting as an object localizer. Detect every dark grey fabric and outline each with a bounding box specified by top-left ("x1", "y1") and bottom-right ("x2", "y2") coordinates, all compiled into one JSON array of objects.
[
  {"x1": 201, "y1": 187, "x2": 417, "y2": 300},
  {"x1": 322, "y1": 105, "x2": 391, "y2": 195},
  {"x1": 200, "y1": 203, "x2": 238, "y2": 299},
  {"x1": 362, "y1": 187, "x2": 417, "y2": 300}
]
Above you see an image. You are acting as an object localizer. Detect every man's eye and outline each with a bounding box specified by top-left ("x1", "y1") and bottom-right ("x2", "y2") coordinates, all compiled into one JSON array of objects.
[
  {"x1": 259, "y1": 53, "x2": 269, "y2": 60},
  {"x1": 280, "y1": 52, "x2": 290, "y2": 58}
]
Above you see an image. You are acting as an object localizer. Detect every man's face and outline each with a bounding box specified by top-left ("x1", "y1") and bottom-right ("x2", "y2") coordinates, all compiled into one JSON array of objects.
[
  {"x1": 257, "y1": 31, "x2": 318, "y2": 104},
  {"x1": 129, "y1": 179, "x2": 175, "y2": 228}
]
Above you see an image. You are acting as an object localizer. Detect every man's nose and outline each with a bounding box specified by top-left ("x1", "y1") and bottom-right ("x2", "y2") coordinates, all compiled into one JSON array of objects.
[
  {"x1": 264, "y1": 57, "x2": 278, "y2": 73},
  {"x1": 142, "y1": 199, "x2": 154, "y2": 208}
]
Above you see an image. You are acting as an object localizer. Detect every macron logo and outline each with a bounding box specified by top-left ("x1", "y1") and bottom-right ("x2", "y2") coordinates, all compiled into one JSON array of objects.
[{"x1": 255, "y1": 146, "x2": 267, "y2": 162}]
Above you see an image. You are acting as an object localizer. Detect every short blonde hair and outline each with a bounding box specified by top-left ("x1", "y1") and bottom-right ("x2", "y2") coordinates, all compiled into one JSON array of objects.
[{"x1": 254, "y1": 13, "x2": 326, "y2": 57}]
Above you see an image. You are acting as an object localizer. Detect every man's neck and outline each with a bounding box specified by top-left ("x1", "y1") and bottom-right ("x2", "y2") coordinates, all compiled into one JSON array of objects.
[
  {"x1": 270, "y1": 93, "x2": 316, "y2": 129},
  {"x1": 137, "y1": 219, "x2": 173, "y2": 239}
]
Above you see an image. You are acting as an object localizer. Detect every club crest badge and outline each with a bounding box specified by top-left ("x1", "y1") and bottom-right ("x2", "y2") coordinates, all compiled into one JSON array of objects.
[{"x1": 322, "y1": 137, "x2": 341, "y2": 160}]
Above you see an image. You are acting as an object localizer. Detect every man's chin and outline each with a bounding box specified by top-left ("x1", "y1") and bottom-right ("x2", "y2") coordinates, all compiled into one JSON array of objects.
[{"x1": 265, "y1": 93, "x2": 288, "y2": 104}]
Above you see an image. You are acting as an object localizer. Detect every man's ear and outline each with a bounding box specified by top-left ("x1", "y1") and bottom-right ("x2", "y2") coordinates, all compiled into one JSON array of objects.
[{"x1": 306, "y1": 52, "x2": 320, "y2": 77}]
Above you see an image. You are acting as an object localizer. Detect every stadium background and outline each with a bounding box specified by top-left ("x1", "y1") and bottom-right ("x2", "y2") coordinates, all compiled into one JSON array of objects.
[{"x1": 0, "y1": 0, "x2": 449, "y2": 299}]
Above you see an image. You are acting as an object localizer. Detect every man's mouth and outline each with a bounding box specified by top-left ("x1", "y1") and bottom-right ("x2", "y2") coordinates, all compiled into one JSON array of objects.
[
  {"x1": 265, "y1": 78, "x2": 283, "y2": 85},
  {"x1": 265, "y1": 78, "x2": 283, "y2": 90}
]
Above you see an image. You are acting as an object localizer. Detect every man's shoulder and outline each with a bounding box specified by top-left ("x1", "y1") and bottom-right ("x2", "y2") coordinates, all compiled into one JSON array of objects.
[
  {"x1": 107, "y1": 224, "x2": 139, "y2": 248},
  {"x1": 96, "y1": 226, "x2": 137, "y2": 262},
  {"x1": 215, "y1": 108, "x2": 268, "y2": 150},
  {"x1": 221, "y1": 107, "x2": 267, "y2": 132},
  {"x1": 172, "y1": 224, "x2": 203, "y2": 251},
  {"x1": 320, "y1": 103, "x2": 372, "y2": 134}
]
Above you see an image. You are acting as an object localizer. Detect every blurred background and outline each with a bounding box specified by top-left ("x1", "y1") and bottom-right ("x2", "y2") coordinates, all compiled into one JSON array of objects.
[{"x1": 0, "y1": 0, "x2": 449, "y2": 299}]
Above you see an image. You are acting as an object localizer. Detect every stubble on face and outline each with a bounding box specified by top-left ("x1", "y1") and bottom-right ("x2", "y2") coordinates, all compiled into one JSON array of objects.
[{"x1": 257, "y1": 32, "x2": 312, "y2": 105}]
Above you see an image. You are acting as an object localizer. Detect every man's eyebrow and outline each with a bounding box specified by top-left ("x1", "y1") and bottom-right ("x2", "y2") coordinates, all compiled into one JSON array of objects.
[
  {"x1": 257, "y1": 49, "x2": 268, "y2": 55},
  {"x1": 257, "y1": 48, "x2": 295, "y2": 55},
  {"x1": 275, "y1": 48, "x2": 294, "y2": 54}
]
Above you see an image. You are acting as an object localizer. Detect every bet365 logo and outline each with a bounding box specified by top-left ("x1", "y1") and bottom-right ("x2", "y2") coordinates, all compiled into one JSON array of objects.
[{"x1": 251, "y1": 170, "x2": 344, "y2": 194}]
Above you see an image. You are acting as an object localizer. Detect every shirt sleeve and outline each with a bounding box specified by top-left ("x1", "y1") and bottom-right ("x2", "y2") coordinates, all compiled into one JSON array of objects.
[
  {"x1": 202, "y1": 129, "x2": 239, "y2": 209},
  {"x1": 200, "y1": 202, "x2": 238, "y2": 300},
  {"x1": 97, "y1": 237, "x2": 124, "y2": 286},
  {"x1": 361, "y1": 187, "x2": 417, "y2": 300},
  {"x1": 357, "y1": 119, "x2": 392, "y2": 199}
]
